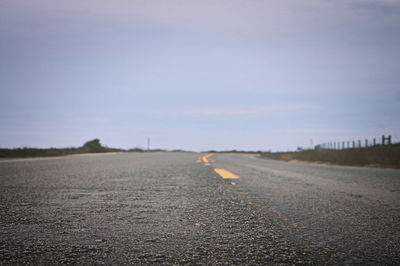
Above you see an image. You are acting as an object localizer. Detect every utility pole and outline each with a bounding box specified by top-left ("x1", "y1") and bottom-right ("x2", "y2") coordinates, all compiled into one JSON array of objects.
[{"x1": 147, "y1": 137, "x2": 150, "y2": 151}]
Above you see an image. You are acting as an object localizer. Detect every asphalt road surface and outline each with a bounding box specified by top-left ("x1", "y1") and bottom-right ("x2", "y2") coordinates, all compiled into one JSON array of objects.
[{"x1": 0, "y1": 152, "x2": 399, "y2": 264}]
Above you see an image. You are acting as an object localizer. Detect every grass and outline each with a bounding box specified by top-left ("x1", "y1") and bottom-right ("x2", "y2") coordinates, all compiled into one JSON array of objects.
[
  {"x1": 0, "y1": 139, "x2": 170, "y2": 158},
  {"x1": 260, "y1": 143, "x2": 400, "y2": 169},
  {"x1": 0, "y1": 139, "x2": 123, "y2": 158}
]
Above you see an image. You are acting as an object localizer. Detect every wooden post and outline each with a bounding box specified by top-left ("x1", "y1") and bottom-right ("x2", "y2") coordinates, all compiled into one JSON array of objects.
[
  {"x1": 388, "y1": 135, "x2": 392, "y2": 145},
  {"x1": 373, "y1": 138, "x2": 376, "y2": 146},
  {"x1": 382, "y1": 135, "x2": 385, "y2": 145}
]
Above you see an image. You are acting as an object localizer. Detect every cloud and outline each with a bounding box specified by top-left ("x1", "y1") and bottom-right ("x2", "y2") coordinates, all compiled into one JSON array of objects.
[
  {"x1": 146, "y1": 104, "x2": 317, "y2": 117},
  {"x1": 347, "y1": 0, "x2": 400, "y2": 15},
  {"x1": 0, "y1": 0, "x2": 317, "y2": 37}
]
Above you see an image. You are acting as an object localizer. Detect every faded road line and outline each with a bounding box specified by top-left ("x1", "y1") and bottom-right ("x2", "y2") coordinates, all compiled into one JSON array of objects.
[
  {"x1": 214, "y1": 168, "x2": 240, "y2": 179},
  {"x1": 202, "y1": 153, "x2": 214, "y2": 166},
  {"x1": 198, "y1": 154, "x2": 240, "y2": 179}
]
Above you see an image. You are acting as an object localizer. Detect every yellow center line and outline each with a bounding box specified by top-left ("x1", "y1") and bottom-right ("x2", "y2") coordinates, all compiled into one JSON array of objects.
[
  {"x1": 196, "y1": 154, "x2": 239, "y2": 179},
  {"x1": 201, "y1": 153, "x2": 214, "y2": 166},
  {"x1": 214, "y1": 168, "x2": 240, "y2": 179}
]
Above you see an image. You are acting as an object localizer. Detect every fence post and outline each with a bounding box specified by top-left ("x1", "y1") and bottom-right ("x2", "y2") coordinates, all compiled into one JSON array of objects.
[
  {"x1": 373, "y1": 138, "x2": 376, "y2": 146},
  {"x1": 365, "y1": 139, "x2": 368, "y2": 147},
  {"x1": 358, "y1": 140, "x2": 361, "y2": 148},
  {"x1": 382, "y1": 135, "x2": 385, "y2": 145},
  {"x1": 388, "y1": 135, "x2": 392, "y2": 145},
  {"x1": 352, "y1": 141, "x2": 355, "y2": 148}
]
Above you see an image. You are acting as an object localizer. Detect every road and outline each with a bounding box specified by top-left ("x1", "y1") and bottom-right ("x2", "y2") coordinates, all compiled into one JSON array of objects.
[{"x1": 0, "y1": 152, "x2": 399, "y2": 264}]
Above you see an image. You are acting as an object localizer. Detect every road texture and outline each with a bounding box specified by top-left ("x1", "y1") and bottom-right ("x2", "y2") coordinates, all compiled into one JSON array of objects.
[{"x1": 0, "y1": 152, "x2": 399, "y2": 264}]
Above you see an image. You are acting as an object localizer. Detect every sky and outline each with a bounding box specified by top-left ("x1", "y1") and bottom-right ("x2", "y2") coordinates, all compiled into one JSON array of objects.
[{"x1": 1, "y1": 0, "x2": 400, "y2": 151}]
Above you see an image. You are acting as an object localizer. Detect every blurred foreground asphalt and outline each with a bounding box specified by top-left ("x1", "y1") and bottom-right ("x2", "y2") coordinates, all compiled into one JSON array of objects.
[{"x1": 0, "y1": 152, "x2": 399, "y2": 264}]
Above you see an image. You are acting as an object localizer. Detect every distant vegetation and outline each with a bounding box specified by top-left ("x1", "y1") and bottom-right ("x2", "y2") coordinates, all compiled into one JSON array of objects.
[
  {"x1": 0, "y1": 139, "x2": 123, "y2": 158},
  {"x1": 260, "y1": 143, "x2": 400, "y2": 169},
  {"x1": 206, "y1": 150, "x2": 261, "y2": 154},
  {"x1": 3, "y1": 139, "x2": 399, "y2": 169}
]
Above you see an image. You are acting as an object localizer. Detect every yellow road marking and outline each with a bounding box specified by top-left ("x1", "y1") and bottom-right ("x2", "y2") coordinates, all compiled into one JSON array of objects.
[
  {"x1": 201, "y1": 153, "x2": 214, "y2": 166},
  {"x1": 214, "y1": 168, "x2": 239, "y2": 179}
]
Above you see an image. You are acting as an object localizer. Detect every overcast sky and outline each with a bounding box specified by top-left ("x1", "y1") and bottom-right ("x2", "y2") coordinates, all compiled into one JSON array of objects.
[{"x1": 1, "y1": 0, "x2": 399, "y2": 151}]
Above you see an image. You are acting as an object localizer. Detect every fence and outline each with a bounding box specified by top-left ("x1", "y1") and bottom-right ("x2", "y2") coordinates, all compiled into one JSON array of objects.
[{"x1": 315, "y1": 135, "x2": 396, "y2": 150}]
